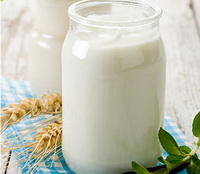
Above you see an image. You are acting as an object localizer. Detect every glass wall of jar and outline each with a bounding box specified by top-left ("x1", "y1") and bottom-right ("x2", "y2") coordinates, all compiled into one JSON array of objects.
[{"x1": 62, "y1": 0, "x2": 166, "y2": 173}]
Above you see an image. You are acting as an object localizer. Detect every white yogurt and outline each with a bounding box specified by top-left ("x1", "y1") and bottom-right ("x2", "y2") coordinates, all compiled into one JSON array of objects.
[
  {"x1": 62, "y1": 29, "x2": 166, "y2": 174},
  {"x1": 62, "y1": 1, "x2": 165, "y2": 173}
]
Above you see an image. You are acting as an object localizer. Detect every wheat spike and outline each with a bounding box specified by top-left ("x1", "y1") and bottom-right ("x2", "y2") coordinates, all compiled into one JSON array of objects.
[
  {"x1": 24, "y1": 117, "x2": 62, "y2": 173},
  {"x1": 41, "y1": 93, "x2": 62, "y2": 114},
  {"x1": 1, "y1": 98, "x2": 42, "y2": 130},
  {"x1": 32, "y1": 117, "x2": 62, "y2": 153},
  {"x1": 0, "y1": 93, "x2": 62, "y2": 131}
]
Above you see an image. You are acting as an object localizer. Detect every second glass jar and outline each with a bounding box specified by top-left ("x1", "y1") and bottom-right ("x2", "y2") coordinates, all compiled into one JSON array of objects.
[{"x1": 28, "y1": 0, "x2": 79, "y2": 97}]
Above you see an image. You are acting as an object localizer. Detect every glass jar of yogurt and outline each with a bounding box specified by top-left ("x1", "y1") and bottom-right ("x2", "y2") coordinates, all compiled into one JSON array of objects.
[
  {"x1": 28, "y1": 0, "x2": 79, "y2": 97},
  {"x1": 62, "y1": 0, "x2": 166, "y2": 173}
]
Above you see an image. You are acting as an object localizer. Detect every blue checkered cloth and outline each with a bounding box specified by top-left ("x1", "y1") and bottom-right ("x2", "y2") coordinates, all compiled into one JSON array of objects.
[{"x1": 1, "y1": 77, "x2": 194, "y2": 174}]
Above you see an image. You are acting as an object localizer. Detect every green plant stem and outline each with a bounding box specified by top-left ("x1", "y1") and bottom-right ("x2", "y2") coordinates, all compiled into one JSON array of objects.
[
  {"x1": 197, "y1": 139, "x2": 200, "y2": 146},
  {"x1": 152, "y1": 139, "x2": 200, "y2": 174},
  {"x1": 190, "y1": 139, "x2": 200, "y2": 155}
]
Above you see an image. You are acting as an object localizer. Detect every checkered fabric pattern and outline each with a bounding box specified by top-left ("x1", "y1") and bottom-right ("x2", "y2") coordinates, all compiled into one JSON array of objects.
[{"x1": 1, "y1": 77, "x2": 193, "y2": 174}]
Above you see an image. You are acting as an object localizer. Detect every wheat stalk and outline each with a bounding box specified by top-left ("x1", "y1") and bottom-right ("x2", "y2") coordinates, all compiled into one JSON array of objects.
[
  {"x1": 2, "y1": 116, "x2": 62, "y2": 173},
  {"x1": 0, "y1": 93, "x2": 62, "y2": 131},
  {"x1": 1, "y1": 93, "x2": 63, "y2": 172}
]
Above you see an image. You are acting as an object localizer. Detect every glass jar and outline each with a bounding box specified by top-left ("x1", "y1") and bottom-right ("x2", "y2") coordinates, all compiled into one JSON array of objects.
[
  {"x1": 28, "y1": 0, "x2": 79, "y2": 97},
  {"x1": 62, "y1": 0, "x2": 166, "y2": 174}
]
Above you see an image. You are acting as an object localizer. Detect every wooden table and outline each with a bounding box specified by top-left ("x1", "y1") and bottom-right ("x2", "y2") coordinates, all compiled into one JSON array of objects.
[{"x1": 1, "y1": 0, "x2": 200, "y2": 173}]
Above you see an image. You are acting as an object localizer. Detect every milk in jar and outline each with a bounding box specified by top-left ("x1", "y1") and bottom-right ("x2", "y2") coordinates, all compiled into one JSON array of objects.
[{"x1": 62, "y1": 1, "x2": 166, "y2": 173}]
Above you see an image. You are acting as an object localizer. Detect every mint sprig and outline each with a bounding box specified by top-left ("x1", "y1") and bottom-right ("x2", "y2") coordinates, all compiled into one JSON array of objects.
[{"x1": 131, "y1": 111, "x2": 200, "y2": 174}]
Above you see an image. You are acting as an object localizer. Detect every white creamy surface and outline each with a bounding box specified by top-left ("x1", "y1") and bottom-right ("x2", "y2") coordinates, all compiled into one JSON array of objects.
[{"x1": 62, "y1": 29, "x2": 166, "y2": 174}]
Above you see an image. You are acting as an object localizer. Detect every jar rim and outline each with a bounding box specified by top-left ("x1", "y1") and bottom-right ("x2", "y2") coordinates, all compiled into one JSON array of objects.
[{"x1": 68, "y1": 0, "x2": 163, "y2": 28}]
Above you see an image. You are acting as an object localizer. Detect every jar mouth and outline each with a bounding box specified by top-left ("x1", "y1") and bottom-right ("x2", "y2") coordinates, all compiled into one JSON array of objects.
[{"x1": 68, "y1": 0, "x2": 162, "y2": 28}]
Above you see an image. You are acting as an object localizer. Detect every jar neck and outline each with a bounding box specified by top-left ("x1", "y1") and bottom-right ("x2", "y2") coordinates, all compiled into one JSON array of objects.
[
  {"x1": 70, "y1": 19, "x2": 161, "y2": 41},
  {"x1": 35, "y1": 0, "x2": 78, "y2": 38},
  {"x1": 68, "y1": 0, "x2": 162, "y2": 38}
]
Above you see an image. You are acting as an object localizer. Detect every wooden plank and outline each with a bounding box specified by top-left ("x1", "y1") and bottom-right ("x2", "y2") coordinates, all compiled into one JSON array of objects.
[
  {"x1": 192, "y1": 0, "x2": 200, "y2": 34},
  {"x1": 152, "y1": 0, "x2": 200, "y2": 144},
  {"x1": 1, "y1": 0, "x2": 35, "y2": 80},
  {"x1": 1, "y1": 138, "x2": 21, "y2": 174},
  {"x1": 0, "y1": 151, "x2": 10, "y2": 173},
  {"x1": 6, "y1": 154, "x2": 21, "y2": 174},
  {"x1": 1, "y1": 1, "x2": 35, "y2": 172},
  {"x1": 0, "y1": 150, "x2": 21, "y2": 174}
]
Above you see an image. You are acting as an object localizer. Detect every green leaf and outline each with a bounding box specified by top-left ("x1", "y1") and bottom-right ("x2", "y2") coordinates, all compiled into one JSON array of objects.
[
  {"x1": 179, "y1": 145, "x2": 200, "y2": 158},
  {"x1": 132, "y1": 161, "x2": 151, "y2": 174},
  {"x1": 180, "y1": 145, "x2": 198, "y2": 158},
  {"x1": 191, "y1": 156, "x2": 200, "y2": 167},
  {"x1": 192, "y1": 112, "x2": 200, "y2": 138},
  {"x1": 186, "y1": 156, "x2": 200, "y2": 174},
  {"x1": 179, "y1": 145, "x2": 191, "y2": 154},
  {"x1": 158, "y1": 128, "x2": 182, "y2": 155},
  {"x1": 166, "y1": 155, "x2": 185, "y2": 164}
]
